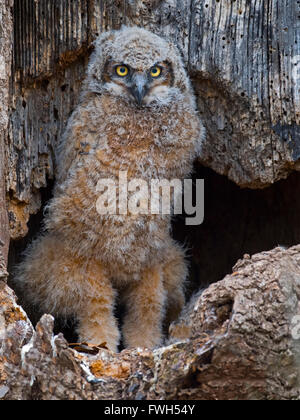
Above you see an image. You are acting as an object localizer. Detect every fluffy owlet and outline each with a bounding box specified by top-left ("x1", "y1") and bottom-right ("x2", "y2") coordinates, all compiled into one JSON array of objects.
[{"x1": 14, "y1": 27, "x2": 205, "y2": 351}]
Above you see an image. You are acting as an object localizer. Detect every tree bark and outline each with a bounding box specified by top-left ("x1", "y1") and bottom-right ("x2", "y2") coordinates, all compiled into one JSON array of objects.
[
  {"x1": 0, "y1": 0, "x2": 12, "y2": 262},
  {"x1": 1, "y1": 246, "x2": 300, "y2": 400}
]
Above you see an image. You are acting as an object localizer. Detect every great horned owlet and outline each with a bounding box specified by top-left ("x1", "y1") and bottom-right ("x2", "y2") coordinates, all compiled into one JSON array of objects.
[{"x1": 14, "y1": 27, "x2": 205, "y2": 352}]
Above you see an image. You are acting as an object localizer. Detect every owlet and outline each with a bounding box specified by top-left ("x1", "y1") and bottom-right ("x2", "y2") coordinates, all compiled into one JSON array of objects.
[{"x1": 14, "y1": 27, "x2": 205, "y2": 352}]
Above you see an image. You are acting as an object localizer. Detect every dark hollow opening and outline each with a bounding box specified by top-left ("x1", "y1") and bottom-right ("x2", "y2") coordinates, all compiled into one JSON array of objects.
[
  {"x1": 8, "y1": 163, "x2": 300, "y2": 343},
  {"x1": 174, "y1": 162, "x2": 300, "y2": 300}
]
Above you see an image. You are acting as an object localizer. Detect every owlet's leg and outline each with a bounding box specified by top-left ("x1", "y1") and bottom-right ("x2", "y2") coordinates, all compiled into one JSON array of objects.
[
  {"x1": 122, "y1": 266, "x2": 166, "y2": 349},
  {"x1": 76, "y1": 262, "x2": 120, "y2": 352},
  {"x1": 13, "y1": 234, "x2": 120, "y2": 352},
  {"x1": 163, "y1": 244, "x2": 188, "y2": 328}
]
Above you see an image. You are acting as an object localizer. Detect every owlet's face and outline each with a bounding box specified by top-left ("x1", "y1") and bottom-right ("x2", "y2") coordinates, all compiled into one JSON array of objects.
[{"x1": 102, "y1": 59, "x2": 175, "y2": 107}]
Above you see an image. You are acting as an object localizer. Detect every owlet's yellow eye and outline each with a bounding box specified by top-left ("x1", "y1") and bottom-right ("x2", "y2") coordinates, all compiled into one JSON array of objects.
[
  {"x1": 150, "y1": 66, "x2": 162, "y2": 78},
  {"x1": 116, "y1": 65, "x2": 129, "y2": 77}
]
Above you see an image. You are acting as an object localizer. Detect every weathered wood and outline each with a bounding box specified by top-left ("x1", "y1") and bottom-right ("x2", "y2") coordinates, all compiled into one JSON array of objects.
[
  {"x1": 191, "y1": 0, "x2": 300, "y2": 188},
  {"x1": 1, "y1": 246, "x2": 300, "y2": 400},
  {"x1": 0, "y1": 0, "x2": 13, "y2": 262}
]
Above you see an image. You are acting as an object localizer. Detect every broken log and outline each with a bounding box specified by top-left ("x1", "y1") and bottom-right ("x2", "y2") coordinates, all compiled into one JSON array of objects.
[{"x1": 1, "y1": 246, "x2": 300, "y2": 400}]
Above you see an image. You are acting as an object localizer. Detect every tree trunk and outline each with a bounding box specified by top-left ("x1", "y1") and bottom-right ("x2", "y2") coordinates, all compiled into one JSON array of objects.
[
  {"x1": 1, "y1": 0, "x2": 300, "y2": 400},
  {"x1": 0, "y1": 0, "x2": 12, "y2": 263}
]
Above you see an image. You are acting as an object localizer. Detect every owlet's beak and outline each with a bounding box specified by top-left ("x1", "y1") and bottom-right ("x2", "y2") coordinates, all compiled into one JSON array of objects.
[{"x1": 129, "y1": 73, "x2": 149, "y2": 106}]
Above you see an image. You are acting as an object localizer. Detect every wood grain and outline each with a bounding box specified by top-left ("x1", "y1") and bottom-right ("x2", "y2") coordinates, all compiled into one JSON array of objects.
[{"x1": 0, "y1": 0, "x2": 13, "y2": 262}]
